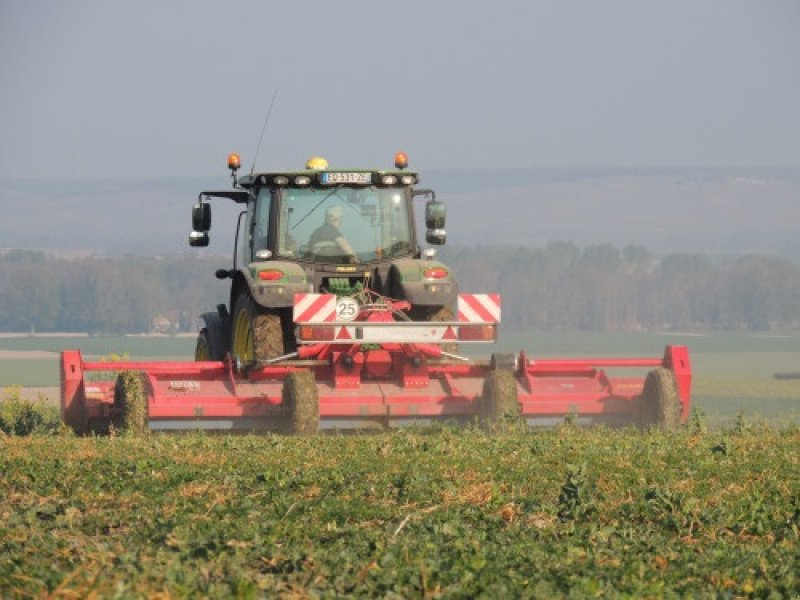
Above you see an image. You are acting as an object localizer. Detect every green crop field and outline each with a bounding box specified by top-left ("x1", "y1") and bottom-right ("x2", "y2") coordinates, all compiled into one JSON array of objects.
[{"x1": 1, "y1": 427, "x2": 798, "y2": 597}]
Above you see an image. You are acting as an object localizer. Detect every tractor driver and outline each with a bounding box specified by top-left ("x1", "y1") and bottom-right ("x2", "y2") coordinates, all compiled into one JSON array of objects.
[{"x1": 308, "y1": 205, "x2": 358, "y2": 261}]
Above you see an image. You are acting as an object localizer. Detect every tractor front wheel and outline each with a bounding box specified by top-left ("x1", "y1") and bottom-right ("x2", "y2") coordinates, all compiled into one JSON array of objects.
[
  {"x1": 195, "y1": 330, "x2": 212, "y2": 361},
  {"x1": 231, "y1": 293, "x2": 285, "y2": 363},
  {"x1": 282, "y1": 370, "x2": 319, "y2": 435},
  {"x1": 479, "y1": 369, "x2": 521, "y2": 432},
  {"x1": 112, "y1": 371, "x2": 148, "y2": 434},
  {"x1": 195, "y1": 312, "x2": 227, "y2": 361},
  {"x1": 639, "y1": 367, "x2": 681, "y2": 429}
]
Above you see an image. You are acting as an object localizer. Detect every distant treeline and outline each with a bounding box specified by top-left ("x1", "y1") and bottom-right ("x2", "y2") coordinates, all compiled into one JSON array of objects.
[
  {"x1": 1, "y1": 245, "x2": 799, "y2": 333},
  {"x1": 446, "y1": 243, "x2": 800, "y2": 331},
  {"x1": 0, "y1": 251, "x2": 229, "y2": 335}
]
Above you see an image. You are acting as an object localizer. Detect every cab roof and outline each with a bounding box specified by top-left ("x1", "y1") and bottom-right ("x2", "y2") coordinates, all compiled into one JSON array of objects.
[{"x1": 236, "y1": 168, "x2": 419, "y2": 190}]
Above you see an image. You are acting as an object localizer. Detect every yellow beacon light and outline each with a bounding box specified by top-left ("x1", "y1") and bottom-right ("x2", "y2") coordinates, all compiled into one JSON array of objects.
[
  {"x1": 227, "y1": 153, "x2": 241, "y2": 172},
  {"x1": 394, "y1": 151, "x2": 408, "y2": 169},
  {"x1": 306, "y1": 156, "x2": 329, "y2": 170}
]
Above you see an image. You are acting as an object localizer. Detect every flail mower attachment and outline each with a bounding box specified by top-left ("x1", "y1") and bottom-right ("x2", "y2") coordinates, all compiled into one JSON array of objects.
[{"x1": 60, "y1": 293, "x2": 691, "y2": 434}]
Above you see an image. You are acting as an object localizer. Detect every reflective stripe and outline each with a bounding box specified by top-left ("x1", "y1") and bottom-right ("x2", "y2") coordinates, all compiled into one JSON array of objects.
[
  {"x1": 458, "y1": 294, "x2": 501, "y2": 323},
  {"x1": 293, "y1": 293, "x2": 337, "y2": 323}
]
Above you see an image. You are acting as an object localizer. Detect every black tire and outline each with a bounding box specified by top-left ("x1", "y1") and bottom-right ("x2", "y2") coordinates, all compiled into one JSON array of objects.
[
  {"x1": 408, "y1": 305, "x2": 458, "y2": 354},
  {"x1": 112, "y1": 371, "x2": 148, "y2": 434},
  {"x1": 282, "y1": 371, "x2": 319, "y2": 435},
  {"x1": 231, "y1": 292, "x2": 285, "y2": 363},
  {"x1": 195, "y1": 312, "x2": 226, "y2": 361},
  {"x1": 479, "y1": 369, "x2": 521, "y2": 432},
  {"x1": 195, "y1": 330, "x2": 212, "y2": 361},
  {"x1": 639, "y1": 367, "x2": 681, "y2": 429}
]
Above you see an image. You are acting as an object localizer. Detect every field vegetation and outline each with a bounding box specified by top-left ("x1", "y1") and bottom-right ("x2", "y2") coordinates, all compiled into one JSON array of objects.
[
  {"x1": 1, "y1": 419, "x2": 798, "y2": 597},
  {"x1": 0, "y1": 387, "x2": 61, "y2": 436}
]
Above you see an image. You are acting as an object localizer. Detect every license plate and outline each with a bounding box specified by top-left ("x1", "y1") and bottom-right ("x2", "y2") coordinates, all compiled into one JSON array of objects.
[{"x1": 320, "y1": 172, "x2": 372, "y2": 185}]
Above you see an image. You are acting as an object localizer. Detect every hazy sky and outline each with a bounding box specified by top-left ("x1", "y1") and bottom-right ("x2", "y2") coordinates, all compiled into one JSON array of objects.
[{"x1": 1, "y1": 1, "x2": 799, "y2": 178}]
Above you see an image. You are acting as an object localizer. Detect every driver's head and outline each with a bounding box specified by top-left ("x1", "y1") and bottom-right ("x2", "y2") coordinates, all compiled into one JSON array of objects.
[{"x1": 325, "y1": 205, "x2": 343, "y2": 226}]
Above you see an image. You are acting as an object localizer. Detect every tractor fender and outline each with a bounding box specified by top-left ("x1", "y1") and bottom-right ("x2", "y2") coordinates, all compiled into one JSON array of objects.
[
  {"x1": 388, "y1": 258, "x2": 458, "y2": 307},
  {"x1": 235, "y1": 260, "x2": 309, "y2": 309}
]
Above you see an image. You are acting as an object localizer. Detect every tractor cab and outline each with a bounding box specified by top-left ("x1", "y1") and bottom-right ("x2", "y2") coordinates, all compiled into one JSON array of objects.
[
  {"x1": 245, "y1": 158, "x2": 422, "y2": 266},
  {"x1": 191, "y1": 152, "x2": 447, "y2": 265}
]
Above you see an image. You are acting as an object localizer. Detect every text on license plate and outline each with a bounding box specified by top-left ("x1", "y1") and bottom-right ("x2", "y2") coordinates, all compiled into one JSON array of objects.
[{"x1": 320, "y1": 172, "x2": 372, "y2": 184}]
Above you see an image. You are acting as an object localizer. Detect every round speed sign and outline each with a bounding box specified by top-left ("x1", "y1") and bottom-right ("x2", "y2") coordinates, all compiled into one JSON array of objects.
[{"x1": 335, "y1": 297, "x2": 359, "y2": 321}]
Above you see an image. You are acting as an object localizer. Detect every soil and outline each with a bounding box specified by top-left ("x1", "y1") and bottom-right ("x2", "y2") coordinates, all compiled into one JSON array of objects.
[{"x1": 0, "y1": 350, "x2": 58, "y2": 359}]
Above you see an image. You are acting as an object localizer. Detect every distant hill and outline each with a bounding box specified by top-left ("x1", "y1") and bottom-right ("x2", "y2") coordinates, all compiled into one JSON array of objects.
[
  {"x1": 423, "y1": 167, "x2": 800, "y2": 257},
  {"x1": 2, "y1": 167, "x2": 799, "y2": 258},
  {"x1": 0, "y1": 176, "x2": 235, "y2": 257}
]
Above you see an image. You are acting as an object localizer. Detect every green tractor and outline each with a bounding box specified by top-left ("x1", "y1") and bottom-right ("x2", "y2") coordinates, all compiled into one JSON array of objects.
[{"x1": 190, "y1": 152, "x2": 457, "y2": 363}]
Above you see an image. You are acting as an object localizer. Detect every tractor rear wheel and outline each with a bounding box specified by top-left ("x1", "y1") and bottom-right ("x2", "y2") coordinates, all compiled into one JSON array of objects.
[
  {"x1": 639, "y1": 367, "x2": 681, "y2": 429},
  {"x1": 479, "y1": 369, "x2": 521, "y2": 432},
  {"x1": 282, "y1": 370, "x2": 319, "y2": 435},
  {"x1": 231, "y1": 293, "x2": 285, "y2": 363},
  {"x1": 112, "y1": 371, "x2": 148, "y2": 434}
]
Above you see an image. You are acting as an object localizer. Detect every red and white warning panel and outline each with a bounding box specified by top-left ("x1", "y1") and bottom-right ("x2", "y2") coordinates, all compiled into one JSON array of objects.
[
  {"x1": 293, "y1": 293, "x2": 337, "y2": 323},
  {"x1": 293, "y1": 293, "x2": 500, "y2": 344},
  {"x1": 458, "y1": 294, "x2": 501, "y2": 323}
]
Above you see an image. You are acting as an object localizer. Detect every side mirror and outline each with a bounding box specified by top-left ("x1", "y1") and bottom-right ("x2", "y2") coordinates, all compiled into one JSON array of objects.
[
  {"x1": 192, "y1": 202, "x2": 211, "y2": 231},
  {"x1": 189, "y1": 231, "x2": 210, "y2": 247},
  {"x1": 426, "y1": 228, "x2": 447, "y2": 245},
  {"x1": 425, "y1": 199, "x2": 446, "y2": 230}
]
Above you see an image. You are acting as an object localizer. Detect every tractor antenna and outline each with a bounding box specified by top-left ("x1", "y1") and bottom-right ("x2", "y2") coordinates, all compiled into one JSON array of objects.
[{"x1": 250, "y1": 89, "x2": 278, "y2": 175}]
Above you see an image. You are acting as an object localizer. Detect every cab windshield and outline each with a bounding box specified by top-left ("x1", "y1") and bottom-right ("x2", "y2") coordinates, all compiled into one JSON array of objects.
[{"x1": 276, "y1": 187, "x2": 413, "y2": 263}]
